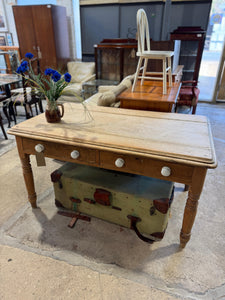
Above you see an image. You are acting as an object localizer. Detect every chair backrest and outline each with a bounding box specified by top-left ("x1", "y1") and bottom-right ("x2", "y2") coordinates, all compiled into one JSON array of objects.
[
  {"x1": 18, "y1": 59, "x2": 40, "y2": 104},
  {"x1": 137, "y1": 9, "x2": 150, "y2": 54},
  {"x1": 67, "y1": 61, "x2": 95, "y2": 83},
  {"x1": 21, "y1": 75, "x2": 41, "y2": 104}
]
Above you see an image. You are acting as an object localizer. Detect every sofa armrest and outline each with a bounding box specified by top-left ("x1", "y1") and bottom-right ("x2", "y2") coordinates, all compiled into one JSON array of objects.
[
  {"x1": 96, "y1": 74, "x2": 134, "y2": 107},
  {"x1": 83, "y1": 73, "x2": 135, "y2": 107},
  {"x1": 81, "y1": 74, "x2": 96, "y2": 84}
]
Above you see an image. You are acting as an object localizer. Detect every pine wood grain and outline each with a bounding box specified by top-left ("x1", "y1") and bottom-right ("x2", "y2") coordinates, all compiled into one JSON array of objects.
[{"x1": 8, "y1": 103, "x2": 216, "y2": 166}]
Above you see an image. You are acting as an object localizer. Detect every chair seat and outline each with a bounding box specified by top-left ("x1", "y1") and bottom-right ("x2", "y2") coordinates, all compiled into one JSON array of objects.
[
  {"x1": 137, "y1": 50, "x2": 174, "y2": 58},
  {"x1": 0, "y1": 94, "x2": 8, "y2": 101},
  {"x1": 11, "y1": 86, "x2": 36, "y2": 104},
  {"x1": 12, "y1": 93, "x2": 32, "y2": 103},
  {"x1": 62, "y1": 83, "x2": 82, "y2": 96},
  {"x1": 11, "y1": 79, "x2": 43, "y2": 119},
  {"x1": 179, "y1": 87, "x2": 200, "y2": 100},
  {"x1": 176, "y1": 85, "x2": 200, "y2": 114},
  {"x1": 11, "y1": 87, "x2": 32, "y2": 94}
]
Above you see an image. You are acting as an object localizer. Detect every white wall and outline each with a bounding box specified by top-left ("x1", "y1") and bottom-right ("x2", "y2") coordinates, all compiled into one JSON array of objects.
[
  {"x1": 57, "y1": 0, "x2": 81, "y2": 60},
  {"x1": 3, "y1": 1, "x2": 18, "y2": 46}
]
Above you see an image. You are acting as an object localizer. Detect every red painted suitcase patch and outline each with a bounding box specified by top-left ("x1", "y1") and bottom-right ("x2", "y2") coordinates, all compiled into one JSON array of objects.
[{"x1": 94, "y1": 188, "x2": 111, "y2": 206}]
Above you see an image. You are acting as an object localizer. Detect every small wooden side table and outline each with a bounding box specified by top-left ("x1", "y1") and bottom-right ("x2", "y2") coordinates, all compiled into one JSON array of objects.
[{"x1": 117, "y1": 80, "x2": 181, "y2": 112}]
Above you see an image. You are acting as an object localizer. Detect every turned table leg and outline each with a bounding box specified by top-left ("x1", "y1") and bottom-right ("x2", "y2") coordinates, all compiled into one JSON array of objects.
[
  {"x1": 16, "y1": 137, "x2": 37, "y2": 208},
  {"x1": 180, "y1": 167, "x2": 207, "y2": 248},
  {"x1": 20, "y1": 154, "x2": 37, "y2": 208}
]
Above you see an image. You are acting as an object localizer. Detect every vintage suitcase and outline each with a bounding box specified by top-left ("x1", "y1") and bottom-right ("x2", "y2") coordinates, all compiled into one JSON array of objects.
[{"x1": 51, "y1": 163, "x2": 174, "y2": 243}]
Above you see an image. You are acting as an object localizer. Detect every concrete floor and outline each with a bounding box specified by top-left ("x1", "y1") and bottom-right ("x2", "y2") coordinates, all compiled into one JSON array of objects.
[{"x1": 0, "y1": 103, "x2": 225, "y2": 299}]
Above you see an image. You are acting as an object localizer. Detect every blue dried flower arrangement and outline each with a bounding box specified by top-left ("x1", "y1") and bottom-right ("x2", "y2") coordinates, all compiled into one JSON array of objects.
[{"x1": 16, "y1": 52, "x2": 72, "y2": 110}]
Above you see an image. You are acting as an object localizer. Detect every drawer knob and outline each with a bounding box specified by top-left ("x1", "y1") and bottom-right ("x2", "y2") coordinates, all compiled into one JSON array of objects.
[
  {"x1": 35, "y1": 144, "x2": 44, "y2": 153},
  {"x1": 71, "y1": 150, "x2": 80, "y2": 159},
  {"x1": 115, "y1": 158, "x2": 125, "y2": 168},
  {"x1": 161, "y1": 166, "x2": 171, "y2": 177}
]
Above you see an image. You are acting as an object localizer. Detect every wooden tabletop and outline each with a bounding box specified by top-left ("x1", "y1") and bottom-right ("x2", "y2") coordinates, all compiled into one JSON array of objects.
[
  {"x1": 8, "y1": 103, "x2": 217, "y2": 168},
  {"x1": 0, "y1": 74, "x2": 21, "y2": 86},
  {"x1": 118, "y1": 80, "x2": 181, "y2": 104}
]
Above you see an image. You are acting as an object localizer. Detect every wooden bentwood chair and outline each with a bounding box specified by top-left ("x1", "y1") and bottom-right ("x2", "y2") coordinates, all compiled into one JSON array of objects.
[
  {"x1": 132, "y1": 9, "x2": 174, "y2": 95},
  {"x1": 0, "y1": 112, "x2": 8, "y2": 139},
  {"x1": 11, "y1": 75, "x2": 43, "y2": 119}
]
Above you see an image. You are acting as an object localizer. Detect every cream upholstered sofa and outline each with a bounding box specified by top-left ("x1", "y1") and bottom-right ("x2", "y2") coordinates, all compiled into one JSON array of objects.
[
  {"x1": 59, "y1": 74, "x2": 135, "y2": 108},
  {"x1": 61, "y1": 61, "x2": 95, "y2": 101}
]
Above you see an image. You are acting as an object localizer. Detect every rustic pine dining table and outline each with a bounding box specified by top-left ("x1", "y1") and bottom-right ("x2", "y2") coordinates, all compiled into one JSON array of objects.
[{"x1": 8, "y1": 103, "x2": 217, "y2": 248}]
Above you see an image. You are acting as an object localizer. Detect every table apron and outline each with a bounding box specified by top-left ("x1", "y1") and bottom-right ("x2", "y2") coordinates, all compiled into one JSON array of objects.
[{"x1": 21, "y1": 137, "x2": 196, "y2": 184}]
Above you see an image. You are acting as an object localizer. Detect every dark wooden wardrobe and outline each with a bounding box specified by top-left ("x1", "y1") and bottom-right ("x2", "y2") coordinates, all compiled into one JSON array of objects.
[{"x1": 13, "y1": 4, "x2": 70, "y2": 72}]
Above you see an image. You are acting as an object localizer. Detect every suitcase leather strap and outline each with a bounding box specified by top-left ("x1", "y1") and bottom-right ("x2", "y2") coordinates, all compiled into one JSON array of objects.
[{"x1": 127, "y1": 215, "x2": 154, "y2": 244}]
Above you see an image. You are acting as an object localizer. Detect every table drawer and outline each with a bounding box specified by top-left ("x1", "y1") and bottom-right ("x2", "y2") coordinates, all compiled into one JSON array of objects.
[
  {"x1": 99, "y1": 150, "x2": 193, "y2": 184},
  {"x1": 22, "y1": 138, "x2": 98, "y2": 165}
]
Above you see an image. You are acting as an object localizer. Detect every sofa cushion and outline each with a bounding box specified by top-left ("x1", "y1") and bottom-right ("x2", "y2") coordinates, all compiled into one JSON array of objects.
[
  {"x1": 58, "y1": 94, "x2": 83, "y2": 103},
  {"x1": 85, "y1": 93, "x2": 102, "y2": 106},
  {"x1": 98, "y1": 85, "x2": 117, "y2": 93},
  {"x1": 62, "y1": 83, "x2": 82, "y2": 96},
  {"x1": 67, "y1": 62, "x2": 95, "y2": 83},
  {"x1": 64, "y1": 73, "x2": 135, "y2": 107}
]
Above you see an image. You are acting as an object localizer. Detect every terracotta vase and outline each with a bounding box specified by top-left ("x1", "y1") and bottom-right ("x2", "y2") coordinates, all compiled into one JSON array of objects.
[{"x1": 45, "y1": 103, "x2": 64, "y2": 123}]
